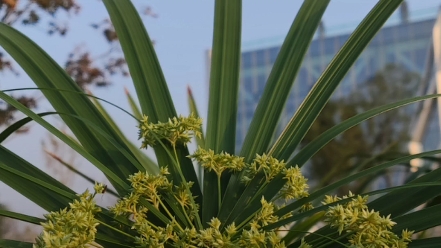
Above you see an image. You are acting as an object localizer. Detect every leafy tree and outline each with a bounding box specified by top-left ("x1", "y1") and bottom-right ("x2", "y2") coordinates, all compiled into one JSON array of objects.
[{"x1": 302, "y1": 63, "x2": 421, "y2": 193}]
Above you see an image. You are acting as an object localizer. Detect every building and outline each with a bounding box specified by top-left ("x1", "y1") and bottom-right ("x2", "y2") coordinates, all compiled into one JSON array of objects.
[{"x1": 236, "y1": 4, "x2": 441, "y2": 165}]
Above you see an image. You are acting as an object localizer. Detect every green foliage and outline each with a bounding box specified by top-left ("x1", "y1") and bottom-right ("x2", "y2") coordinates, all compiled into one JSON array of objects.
[
  {"x1": 0, "y1": 0, "x2": 440, "y2": 247},
  {"x1": 303, "y1": 64, "x2": 422, "y2": 192}
]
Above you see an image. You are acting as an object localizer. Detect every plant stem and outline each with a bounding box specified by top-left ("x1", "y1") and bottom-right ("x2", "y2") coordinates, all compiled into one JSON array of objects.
[
  {"x1": 155, "y1": 192, "x2": 184, "y2": 232},
  {"x1": 217, "y1": 174, "x2": 222, "y2": 211},
  {"x1": 96, "y1": 220, "x2": 136, "y2": 239},
  {"x1": 172, "y1": 145, "x2": 203, "y2": 229},
  {"x1": 180, "y1": 202, "x2": 195, "y2": 229}
]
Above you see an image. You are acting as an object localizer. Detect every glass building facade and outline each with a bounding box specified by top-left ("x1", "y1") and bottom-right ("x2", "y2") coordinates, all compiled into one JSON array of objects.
[{"x1": 236, "y1": 10, "x2": 440, "y2": 153}]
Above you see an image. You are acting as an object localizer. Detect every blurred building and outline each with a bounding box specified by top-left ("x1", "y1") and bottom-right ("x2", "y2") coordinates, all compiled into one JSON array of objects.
[{"x1": 236, "y1": 4, "x2": 441, "y2": 165}]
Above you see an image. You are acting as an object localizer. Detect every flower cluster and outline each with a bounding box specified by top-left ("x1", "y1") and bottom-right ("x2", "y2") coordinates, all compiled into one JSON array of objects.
[
  {"x1": 115, "y1": 167, "x2": 172, "y2": 211},
  {"x1": 191, "y1": 218, "x2": 237, "y2": 247},
  {"x1": 110, "y1": 167, "x2": 202, "y2": 247},
  {"x1": 189, "y1": 147, "x2": 246, "y2": 176},
  {"x1": 278, "y1": 166, "x2": 309, "y2": 201},
  {"x1": 242, "y1": 154, "x2": 287, "y2": 184},
  {"x1": 239, "y1": 197, "x2": 286, "y2": 247},
  {"x1": 34, "y1": 186, "x2": 102, "y2": 248},
  {"x1": 110, "y1": 160, "x2": 289, "y2": 247},
  {"x1": 240, "y1": 154, "x2": 309, "y2": 202},
  {"x1": 323, "y1": 192, "x2": 413, "y2": 247},
  {"x1": 138, "y1": 114, "x2": 202, "y2": 148},
  {"x1": 34, "y1": 114, "x2": 414, "y2": 247}
]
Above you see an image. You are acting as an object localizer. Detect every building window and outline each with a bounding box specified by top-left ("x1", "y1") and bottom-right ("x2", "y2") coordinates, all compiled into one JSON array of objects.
[
  {"x1": 256, "y1": 50, "x2": 266, "y2": 67},
  {"x1": 256, "y1": 73, "x2": 267, "y2": 95},
  {"x1": 269, "y1": 47, "x2": 280, "y2": 64},
  {"x1": 310, "y1": 41, "x2": 320, "y2": 57},
  {"x1": 324, "y1": 38, "x2": 336, "y2": 55},
  {"x1": 413, "y1": 47, "x2": 427, "y2": 72},
  {"x1": 397, "y1": 24, "x2": 410, "y2": 41},
  {"x1": 242, "y1": 52, "x2": 253, "y2": 68}
]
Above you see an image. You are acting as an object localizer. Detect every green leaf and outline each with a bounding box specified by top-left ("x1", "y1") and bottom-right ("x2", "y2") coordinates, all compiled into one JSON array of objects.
[
  {"x1": 204, "y1": 0, "x2": 242, "y2": 224},
  {"x1": 95, "y1": 233, "x2": 134, "y2": 248},
  {"x1": 0, "y1": 91, "x2": 129, "y2": 191},
  {"x1": 235, "y1": 95, "x2": 440, "y2": 225},
  {"x1": 187, "y1": 86, "x2": 205, "y2": 186},
  {"x1": 0, "y1": 145, "x2": 75, "y2": 211},
  {"x1": 271, "y1": 181, "x2": 441, "y2": 246},
  {"x1": 2, "y1": 86, "x2": 140, "y2": 120},
  {"x1": 124, "y1": 87, "x2": 143, "y2": 120},
  {"x1": 0, "y1": 23, "x2": 139, "y2": 194},
  {"x1": 0, "y1": 240, "x2": 33, "y2": 248},
  {"x1": 220, "y1": 0, "x2": 404, "y2": 228},
  {"x1": 282, "y1": 212, "x2": 325, "y2": 244},
  {"x1": 103, "y1": 0, "x2": 175, "y2": 123},
  {"x1": 252, "y1": 96, "x2": 441, "y2": 215},
  {"x1": 368, "y1": 164, "x2": 441, "y2": 218},
  {"x1": 44, "y1": 150, "x2": 119, "y2": 197},
  {"x1": 187, "y1": 86, "x2": 205, "y2": 149},
  {"x1": 275, "y1": 150, "x2": 441, "y2": 219},
  {"x1": 219, "y1": 0, "x2": 330, "y2": 226},
  {"x1": 89, "y1": 90, "x2": 158, "y2": 174},
  {"x1": 269, "y1": 0, "x2": 404, "y2": 160},
  {"x1": 392, "y1": 205, "x2": 441, "y2": 234},
  {"x1": 0, "y1": 209, "x2": 44, "y2": 225},
  {"x1": 240, "y1": 0, "x2": 330, "y2": 160},
  {"x1": 0, "y1": 112, "x2": 57, "y2": 143},
  {"x1": 102, "y1": 0, "x2": 201, "y2": 204},
  {"x1": 290, "y1": 94, "x2": 441, "y2": 167},
  {"x1": 409, "y1": 238, "x2": 441, "y2": 248}
]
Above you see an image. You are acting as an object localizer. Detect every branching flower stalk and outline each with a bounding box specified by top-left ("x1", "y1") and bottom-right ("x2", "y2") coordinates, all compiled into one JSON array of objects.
[
  {"x1": 35, "y1": 114, "x2": 414, "y2": 247},
  {"x1": 323, "y1": 192, "x2": 414, "y2": 247},
  {"x1": 139, "y1": 113, "x2": 204, "y2": 229},
  {"x1": 34, "y1": 183, "x2": 105, "y2": 248},
  {"x1": 189, "y1": 147, "x2": 246, "y2": 209}
]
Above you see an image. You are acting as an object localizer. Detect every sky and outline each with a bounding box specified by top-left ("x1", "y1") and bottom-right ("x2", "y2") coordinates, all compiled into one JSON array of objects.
[{"x1": 1, "y1": 0, "x2": 441, "y2": 235}]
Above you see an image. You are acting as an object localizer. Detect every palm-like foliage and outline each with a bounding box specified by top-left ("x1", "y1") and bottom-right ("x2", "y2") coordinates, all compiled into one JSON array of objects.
[{"x1": 0, "y1": 0, "x2": 440, "y2": 247}]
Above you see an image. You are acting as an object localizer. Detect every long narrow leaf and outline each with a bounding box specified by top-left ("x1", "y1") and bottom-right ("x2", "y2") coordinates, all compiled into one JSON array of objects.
[
  {"x1": 269, "y1": 0, "x2": 403, "y2": 159},
  {"x1": 187, "y1": 86, "x2": 205, "y2": 186},
  {"x1": 0, "y1": 91, "x2": 129, "y2": 191},
  {"x1": 124, "y1": 87, "x2": 143, "y2": 120},
  {"x1": 45, "y1": 150, "x2": 119, "y2": 197},
  {"x1": 0, "y1": 24, "x2": 139, "y2": 194},
  {"x1": 89, "y1": 91, "x2": 158, "y2": 174},
  {"x1": 0, "y1": 209, "x2": 44, "y2": 225},
  {"x1": 187, "y1": 86, "x2": 205, "y2": 149},
  {"x1": 219, "y1": 0, "x2": 330, "y2": 226},
  {"x1": 275, "y1": 150, "x2": 441, "y2": 218},
  {"x1": 368, "y1": 164, "x2": 441, "y2": 217},
  {"x1": 103, "y1": 0, "x2": 201, "y2": 203},
  {"x1": 240, "y1": 0, "x2": 330, "y2": 160},
  {"x1": 0, "y1": 112, "x2": 57, "y2": 143},
  {"x1": 0, "y1": 146, "x2": 75, "y2": 211},
  {"x1": 222, "y1": 0, "x2": 405, "y2": 227},
  {"x1": 409, "y1": 238, "x2": 441, "y2": 248},
  {"x1": 290, "y1": 94, "x2": 441, "y2": 167},
  {"x1": 392, "y1": 205, "x2": 441, "y2": 234},
  {"x1": 203, "y1": 0, "x2": 242, "y2": 224},
  {"x1": 0, "y1": 240, "x2": 33, "y2": 248}
]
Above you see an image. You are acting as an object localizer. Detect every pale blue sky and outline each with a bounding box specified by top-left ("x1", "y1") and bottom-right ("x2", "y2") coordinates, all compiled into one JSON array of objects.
[{"x1": 2, "y1": 0, "x2": 441, "y2": 229}]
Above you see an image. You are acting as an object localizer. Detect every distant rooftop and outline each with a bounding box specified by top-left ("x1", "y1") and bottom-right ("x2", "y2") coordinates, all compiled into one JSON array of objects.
[{"x1": 242, "y1": 5, "x2": 440, "y2": 52}]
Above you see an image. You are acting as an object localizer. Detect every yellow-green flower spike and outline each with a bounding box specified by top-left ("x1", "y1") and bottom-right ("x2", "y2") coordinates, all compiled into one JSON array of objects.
[
  {"x1": 34, "y1": 189, "x2": 101, "y2": 248},
  {"x1": 324, "y1": 193, "x2": 413, "y2": 247},
  {"x1": 189, "y1": 147, "x2": 246, "y2": 176},
  {"x1": 139, "y1": 113, "x2": 202, "y2": 148}
]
